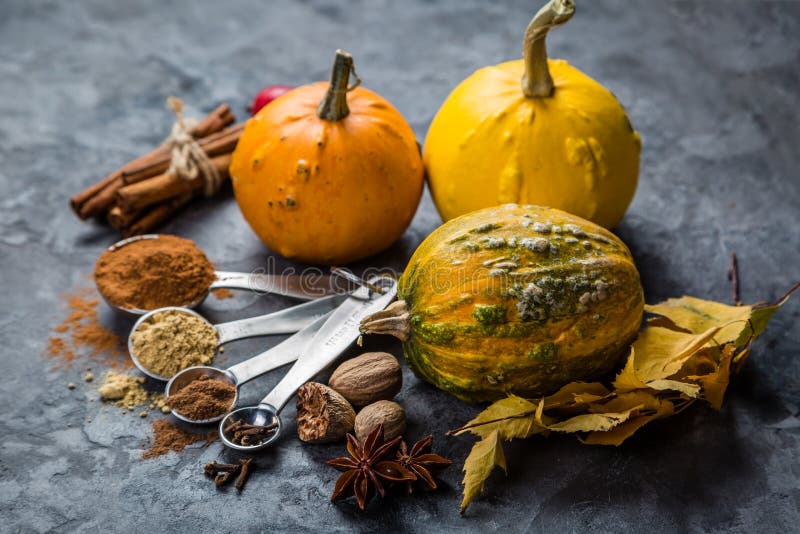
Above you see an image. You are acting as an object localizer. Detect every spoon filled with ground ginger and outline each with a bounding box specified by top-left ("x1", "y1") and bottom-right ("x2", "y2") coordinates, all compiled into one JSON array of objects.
[{"x1": 94, "y1": 234, "x2": 342, "y2": 315}]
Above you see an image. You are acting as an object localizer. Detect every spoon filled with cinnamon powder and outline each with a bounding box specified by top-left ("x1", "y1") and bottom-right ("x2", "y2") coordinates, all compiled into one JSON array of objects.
[{"x1": 94, "y1": 234, "x2": 341, "y2": 315}]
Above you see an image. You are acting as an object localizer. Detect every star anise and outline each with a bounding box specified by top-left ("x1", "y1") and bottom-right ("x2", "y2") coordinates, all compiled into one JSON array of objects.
[
  {"x1": 326, "y1": 424, "x2": 416, "y2": 510},
  {"x1": 396, "y1": 435, "x2": 452, "y2": 494}
]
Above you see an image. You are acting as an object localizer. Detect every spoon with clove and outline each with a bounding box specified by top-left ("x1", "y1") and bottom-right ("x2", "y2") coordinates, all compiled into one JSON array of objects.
[{"x1": 219, "y1": 276, "x2": 398, "y2": 451}]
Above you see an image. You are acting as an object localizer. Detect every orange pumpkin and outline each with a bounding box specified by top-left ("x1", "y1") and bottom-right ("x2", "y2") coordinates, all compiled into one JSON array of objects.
[{"x1": 230, "y1": 50, "x2": 425, "y2": 265}]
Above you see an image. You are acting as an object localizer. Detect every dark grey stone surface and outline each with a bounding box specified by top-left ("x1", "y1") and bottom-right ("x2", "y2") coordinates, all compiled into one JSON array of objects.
[{"x1": 1, "y1": 0, "x2": 799, "y2": 531}]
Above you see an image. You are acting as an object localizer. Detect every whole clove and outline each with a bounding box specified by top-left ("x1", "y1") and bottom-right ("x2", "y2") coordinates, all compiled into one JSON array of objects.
[
  {"x1": 235, "y1": 458, "x2": 254, "y2": 492},
  {"x1": 223, "y1": 419, "x2": 278, "y2": 447},
  {"x1": 203, "y1": 459, "x2": 255, "y2": 492}
]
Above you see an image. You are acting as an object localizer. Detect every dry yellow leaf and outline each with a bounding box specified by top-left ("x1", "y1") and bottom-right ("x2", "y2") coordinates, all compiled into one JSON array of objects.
[
  {"x1": 454, "y1": 395, "x2": 544, "y2": 439},
  {"x1": 583, "y1": 396, "x2": 674, "y2": 446},
  {"x1": 645, "y1": 296, "x2": 752, "y2": 345},
  {"x1": 460, "y1": 429, "x2": 505, "y2": 513},
  {"x1": 631, "y1": 324, "x2": 725, "y2": 382},
  {"x1": 688, "y1": 344, "x2": 736, "y2": 410}
]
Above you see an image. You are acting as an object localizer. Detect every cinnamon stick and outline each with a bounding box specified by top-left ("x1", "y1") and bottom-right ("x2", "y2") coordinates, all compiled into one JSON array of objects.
[
  {"x1": 73, "y1": 173, "x2": 124, "y2": 220},
  {"x1": 116, "y1": 154, "x2": 231, "y2": 212},
  {"x1": 120, "y1": 123, "x2": 244, "y2": 185},
  {"x1": 107, "y1": 204, "x2": 145, "y2": 231},
  {"x1": 122, "y1": 194, "x2": 193, "y2": 237},
  {"x1": 69, "y1": 170, "x2": 120, "y2": 216},
  {"x1": 188, "y1": 103, "x2": 235, "y2": 139},
  {"x1": 70, "y1": 104, "x2": 236, "y2": 220}
]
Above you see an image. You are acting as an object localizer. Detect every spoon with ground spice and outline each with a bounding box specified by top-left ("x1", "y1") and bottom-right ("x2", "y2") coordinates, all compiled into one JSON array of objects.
[
  {"x1": 164, "y1": 314, "x2": 330, "y2": 423},
  {"x1": 128, "y1": 294, "x2": 348, "y2": 380},
  {"x1": 219, "y1": 276, "x2": 397, "y2": 451},
  {"x1": 95, "y1": 234, "x2": 347, "y2": 315}
]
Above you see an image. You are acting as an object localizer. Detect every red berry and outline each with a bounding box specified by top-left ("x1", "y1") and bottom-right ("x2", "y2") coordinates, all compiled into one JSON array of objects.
[{"x1": 250, "y1": 85, "x2": 294, "y2": 115}]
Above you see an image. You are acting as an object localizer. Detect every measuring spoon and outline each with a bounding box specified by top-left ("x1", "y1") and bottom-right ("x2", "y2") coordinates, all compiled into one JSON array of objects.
[
  {"x1": 218, "y1": 276, "x2": 398, "y2": 451},
  {"x1": 128, "y1": 293, "x2": 348, "y2": 381},
  {"x1": 100, "y1": 234, "x2": 347, "y2": 315},
  {"x1": 164, "y1": 314, "x2": 330, "y2": 424}
]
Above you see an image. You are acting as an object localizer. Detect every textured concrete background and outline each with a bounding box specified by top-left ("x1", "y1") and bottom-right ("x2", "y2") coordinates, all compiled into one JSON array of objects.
[{"x1": 1, "y1": 0, "x2": 799, "y2": 532}]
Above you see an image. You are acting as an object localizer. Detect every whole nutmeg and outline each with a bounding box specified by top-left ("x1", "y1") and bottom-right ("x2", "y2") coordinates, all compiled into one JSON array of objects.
[
  {"x1": 328, "y1": 352, "x2": 402, "y2": 407},
  {"x1": 354, "y1": 400, "x2": 406, "y2": 443},
  {"x1": 296, "y1": 382, "x2": 355, "y2": 444}
]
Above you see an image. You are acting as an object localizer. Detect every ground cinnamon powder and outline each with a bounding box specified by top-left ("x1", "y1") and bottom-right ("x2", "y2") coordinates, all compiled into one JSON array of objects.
[
  {"x1": 211, "y1": 288, "x2": 234, "y2": 300},
  {"x1": 46, "y1": 288, "x2": 127, "y2": 369},
  {"x1": 143, "y1": 419, "x2": 217, "y2": 459},
  {"x1": 168, "y1": 375, "x2": 236, "y2": 420},
  {"x1": 94, "y1": 234, "x2": 216, "y2": 311}
]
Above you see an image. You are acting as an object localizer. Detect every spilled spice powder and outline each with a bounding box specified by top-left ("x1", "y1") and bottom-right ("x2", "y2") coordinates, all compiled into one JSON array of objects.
[
  {"x1": 168, "y1": 375, "x2": 236, "y2": 420},
  {"x1": 94, "y1": 234, "x2": 216, "y2": 311},
  {"x1": 46, "y1": 288, "x2": 127, "y2": 369},
  {"x1": 143, "y1": 419, "x2": 216, "y2": 459},
  {"x1": 98, "y1": 371, "x2": 149, "y2": 409},
  {"x1": 211, "y1": 288, "x2": 234, "y2": 300}
]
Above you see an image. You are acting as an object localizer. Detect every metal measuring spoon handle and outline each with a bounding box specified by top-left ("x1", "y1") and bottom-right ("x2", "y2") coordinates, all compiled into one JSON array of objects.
[
  {"x1": 214, "y1": 293, "x2": 348, "y2": 345},
  {"x1": 259, "y1": 278, "x2": 398, "y2": 413},
  {"x1": 224, "y1": 314, "x2": 330, "y2": 386},
  {"x1": 211, "y1": 272, "x2": 348, "y2": 300},
  {"x1": 165, "y1": 314, "x2": 332, "y2": 424}
]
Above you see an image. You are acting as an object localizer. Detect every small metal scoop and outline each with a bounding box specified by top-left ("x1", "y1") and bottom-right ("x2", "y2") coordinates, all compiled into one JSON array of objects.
[
  {"x1": 164, "y1": 314, "x2": 330, "y2": 424},
  {"x1": 128, "y1": 293, "x2": 348, "y2": 381},
  {"x1": 219, "y1": 276, "x2": 398, "y2": 451},
  {"x1": 100, "y1": 235, "x2": 348, "y2": 315}
]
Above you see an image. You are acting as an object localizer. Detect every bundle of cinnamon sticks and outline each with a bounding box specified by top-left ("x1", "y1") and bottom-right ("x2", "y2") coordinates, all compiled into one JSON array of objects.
[{"x1": 70, "y1": 103, "x2": 243, "y2": 236}]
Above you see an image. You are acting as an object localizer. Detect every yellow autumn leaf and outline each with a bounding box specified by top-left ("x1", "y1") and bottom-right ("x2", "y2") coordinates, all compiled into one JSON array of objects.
[
  {"x1": 688, "y1": 344, "x2": 736, "y2": 410},
  {"x1": 535, "y1": 398, "x2": 641, "y2": 433},
  {"x1": 542, "y1": 381, "x2": 612, "y2": 416},
  {"x1": 613, "y1": 348, "x2": 649, "y2": 392},
  {"x1": 460, "y1": 429, "x2": 506, "y2": 512},
  {"x1": 645, "y1": 296, "x2": 751, "y2": 346},
  {"x1": 646, "y1": 379, "x2": 701, "y2": 397},
  {"x1": 583, "y1": 394, "x2": 675, "y2": 446},
  {"x1": 454, "y1": 395, "x2": 544, "y2": 439},
  {"x1": 630, "y1": 324, "x2": 723, "y2": 382}
]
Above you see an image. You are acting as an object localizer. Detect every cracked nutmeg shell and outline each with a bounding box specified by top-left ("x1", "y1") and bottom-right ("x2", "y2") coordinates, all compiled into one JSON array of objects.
[
  {"x1": 296, "y1": 382, "x2": 356, "y2": 444},
  {"x1": 354, "y1": 400, "x2": 407, "y2": 443},
  {"x1": 328, "y1": 352, "x2": 403, "y2": 407}
]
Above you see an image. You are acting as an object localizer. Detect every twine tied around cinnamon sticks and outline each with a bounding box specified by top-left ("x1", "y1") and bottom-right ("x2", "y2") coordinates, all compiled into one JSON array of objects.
[
  {"x1": 70, "y1": 99, "x2": 243, "y2": 236},
  {"x1": 164, "y1": 97, "x2": 224, "y2": 198}
]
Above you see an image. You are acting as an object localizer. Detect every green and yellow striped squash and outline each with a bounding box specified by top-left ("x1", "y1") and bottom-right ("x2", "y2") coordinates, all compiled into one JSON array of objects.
[{"x1": 361, "y1": 203, "x2": 643, "y2": 402}]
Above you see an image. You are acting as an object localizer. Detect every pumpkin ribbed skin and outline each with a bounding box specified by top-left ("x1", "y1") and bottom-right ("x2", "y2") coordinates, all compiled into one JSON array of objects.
[{"x1": 398, "y1": 204, "x2": 643, "y2": 402}]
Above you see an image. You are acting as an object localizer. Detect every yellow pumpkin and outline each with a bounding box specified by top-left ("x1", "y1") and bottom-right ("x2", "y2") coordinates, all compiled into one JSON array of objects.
[
  {"x1": 230, "y1": 50, "x2": 424, "y2": 264},
  {"x1": 424, "y1": 0, "x2": 641, "y2": 229}
]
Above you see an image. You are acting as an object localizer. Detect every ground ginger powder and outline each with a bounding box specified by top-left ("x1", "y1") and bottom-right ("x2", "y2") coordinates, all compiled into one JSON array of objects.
[
  {"x1": 98, "y1": 371, "x2": 149, "y2": 409},
  {"x1": 130, "y1": 309, "x2": 218, "y2": 378}
]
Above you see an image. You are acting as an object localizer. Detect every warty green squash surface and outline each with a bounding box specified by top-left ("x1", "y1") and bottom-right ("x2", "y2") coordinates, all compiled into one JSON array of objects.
[{"x1": 361, "y1": 203, "x2": 644, "y2": 402}]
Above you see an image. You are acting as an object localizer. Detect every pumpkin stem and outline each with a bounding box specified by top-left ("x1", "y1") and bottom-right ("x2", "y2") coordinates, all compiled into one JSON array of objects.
[
  {"x1": 521, "y1": 0, "x2": 575, "y2": 98},
  {"x1": 317, "y1": 49, "x2": 359, "y2": 121},
  {"x1": 359, "y1": 300, "x2": 411, "y2": 342}
]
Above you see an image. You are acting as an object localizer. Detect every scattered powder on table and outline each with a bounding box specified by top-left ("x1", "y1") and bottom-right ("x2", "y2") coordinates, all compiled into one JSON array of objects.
[
  {"x1": 46, "y1": 288, "x2": 128, "y2": 369},
  {"x1": 98, "y1": 371, "x2": 149, "y2": 409},
  {"x1": 168, "y1": 375, "x2": 236, "y2": 420},
  {"x1": 129, "y1": 309, "x2": 218, "y2": 378},
  {"x1": 211, "y1": 288, "x2": 234, "y2": 300},
  {"x1": 143, "y1": 419, "x2": 217, "y2": 459},
  {"x1": 94, "y1": 234, "x2": 216, "y2": 311}
]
